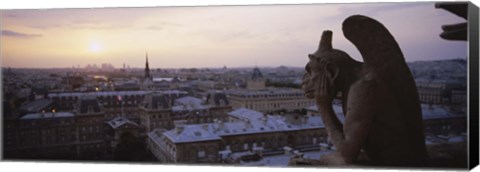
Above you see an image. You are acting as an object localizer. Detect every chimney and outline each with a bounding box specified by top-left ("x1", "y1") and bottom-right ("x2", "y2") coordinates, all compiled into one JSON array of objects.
[
  {"x1": 218, "y1": 120, "x2": 224, "y2": 129},
  {"x1": 261, "y1": 114, "x2": 268, "y2": 125},
  {"x1": 303, "y1": 116, "x2": 308, "y2": 124},
  {"x1": 202, "y1": 124, "x2": 209, "y2": 131},
  {"x1": 174, "y1": 120, "x2": 187, "y2": 127},
  {"x1": 244, "y1": 120, "x2": 252, "y2": 128},
  {"x1": 175, "y1": 126, "x2": 185, "y2": 134},
  {"x1": 174, "y1": 120, "x2": 188, "y2": 134}
]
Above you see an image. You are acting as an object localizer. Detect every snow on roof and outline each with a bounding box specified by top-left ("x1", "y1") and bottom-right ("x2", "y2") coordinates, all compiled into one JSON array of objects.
[
  {"x1": 107, "y1": 116, "x2": 139, "y2": 129},
  {"x1": 241, "y1": 150, "x2": 334, "y2": 166},
  {"x1": 175, "y1": 96, "x2": 204, "y2": 106},
  {"x1": 305, "y1": 104, "x2": 343, "y2": 114},
  {"x1": 303, "y1": 104, "x2": 345, "y2": 123},
  {"x1": 448, "y1": 136, "x2": 466, "y2": 143},
  {"x1": 171, "y1": 105, "x2": 210, "y2": 112},
  {"x1": 306, "y1": 103, "x2": 467, "y2": 121},
  {"x1": 421, "y1": 104, "x2": 465, "y2": 120},
  {"x1": 20, "y1": 98, "x2": 52, "y2": 112},
  {"x1": 171, "y1": 96, "x2": 211, "y2": 112},
  {"x1": 226, "y1": 114, "x2": 325, "y2": 134},
  {"x1": 157, "y1": 111, "x2": 326, "y2": 144},
  {"x1": 148, "y1": 128, "x2": 169, "y2": 148},
  {"x1": 228, "y1": 108, "x2": 264, "y2": 121},
  {"x1": 21, "y1": 112, "x2": 74, "y2": 120},
  {"x1": 153, "y1": 77, "x2": 174, "y2": 82},
  {"x1": 163, "y1": 124, "x2": 221, "y2": 143}
]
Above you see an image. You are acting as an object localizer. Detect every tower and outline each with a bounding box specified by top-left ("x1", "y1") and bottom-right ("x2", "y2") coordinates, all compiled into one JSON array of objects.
[
  {"x1": 247, "y1": 66, "x2": 266, "y2": 90},
  {"x1": 142, "y1": 52, "x2": 154, "y2": 91},
  {"x1": 145, "y1": 52, "x2": 151, "y2": 80}
]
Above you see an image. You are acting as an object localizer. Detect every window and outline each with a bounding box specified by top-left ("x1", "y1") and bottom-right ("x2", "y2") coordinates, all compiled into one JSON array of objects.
[
  {"x1": 88, "y1": 106, "x2": 94, "y2": 113},
  {"x1": 198, "y1": 150, "x2": 206, "y2": 158},
  {"x1": 243, "y1": 143, "x2": 248, "y2": 150}
]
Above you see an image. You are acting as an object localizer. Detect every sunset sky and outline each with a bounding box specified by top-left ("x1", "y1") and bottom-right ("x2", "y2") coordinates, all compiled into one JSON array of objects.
[{"x1": 0, "y1": 2, "x2": 468, "y2": 68}]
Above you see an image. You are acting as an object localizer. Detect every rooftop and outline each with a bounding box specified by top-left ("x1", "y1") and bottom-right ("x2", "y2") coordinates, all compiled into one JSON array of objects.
[
  {"x1": 21, "y1": 112, "x2": 75, "y2": 120},
  {"x1": 421, "y1": 104, "x2": 466, "y2": 120},
  {"x1": 172, "y1": 104, "x2": 210, "y2": 112},
  {"x1": 228, "y1": 108, "x2": 264, "y2": 121},
  {"x1": 163, "y1": 124, "x2": 222, "y2": 143},
  {"x1": 48, "y1": 90, "x2": 188, "y2": 98},
  {"x1": 174, "y1": 96, "x2": 204, "y2": 107},
  {"x1": 304, "y1": 104, "x2": 346, "y2": 122},
  {"x1": 107, "y1": 116, "x2": 140, "y2": 129},
  {"x1": 305, "y1": 104, "x2": 465, "y2": 121},
  {"x1": 19, "y1": 98, "x2": 53, "y2": 112},
  {"x1": 154, "y1": 108, "x2": 327, "y2": 143},
  {"x1": 227, "y1": 88, "x2": 304, "y2": 96},
  {"x1": 205, "y1": 91, "x2": 229, "y2": 106}
]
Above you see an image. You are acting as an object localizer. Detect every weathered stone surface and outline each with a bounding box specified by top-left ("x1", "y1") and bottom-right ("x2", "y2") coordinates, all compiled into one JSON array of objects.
[
  {"x1": 293, "y1": 15, "x2": 427, "y2": 166},
  {"x1": 435, "y1": 2, "x2": 468, "y2": 41}
]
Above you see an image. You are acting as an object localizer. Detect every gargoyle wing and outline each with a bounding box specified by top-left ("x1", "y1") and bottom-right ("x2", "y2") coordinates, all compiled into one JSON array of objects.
[
  {"x1": 342, "y1": 15, "x2": 407, "y2": 74},
  {"x1": 341, "y1": 15, "x2": 425, "y2": 148}
]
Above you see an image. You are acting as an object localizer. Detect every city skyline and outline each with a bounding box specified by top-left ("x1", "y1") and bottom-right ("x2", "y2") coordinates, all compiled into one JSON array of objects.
[{"x1": 1, "y1": 2, "x2": 468, "y2": 68}]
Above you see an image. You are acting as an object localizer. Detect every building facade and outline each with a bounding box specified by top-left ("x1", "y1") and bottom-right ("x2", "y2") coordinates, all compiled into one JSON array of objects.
[
  {"x1": 227, "y1": 88, "x2": 315, "y2": 114},
  {"x1": 10, "y1": 112, "x2": 77, "y2": 159},
  {"x1": 415, "y1": 78, "x2": 466, "y2": 105},
  {"x1": 6, "y1": 96, "x2": 108, "y2": 160},
  {"x1": 139, "y1": 92, "x2": 231, "y2": 132},
  {"x1": 147, "y1": 108, "x2": 328, "y2": 163}
]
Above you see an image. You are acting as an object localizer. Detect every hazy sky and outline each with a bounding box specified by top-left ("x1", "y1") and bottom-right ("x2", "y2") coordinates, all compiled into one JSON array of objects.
[{"x1": 1, "y1": 2, "x2": 468, "y2": 68}]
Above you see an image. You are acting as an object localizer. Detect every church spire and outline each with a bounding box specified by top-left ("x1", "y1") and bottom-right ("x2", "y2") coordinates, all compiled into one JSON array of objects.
[{"x1": 145, "y1": 52, "x2": 151, "y2": 80}]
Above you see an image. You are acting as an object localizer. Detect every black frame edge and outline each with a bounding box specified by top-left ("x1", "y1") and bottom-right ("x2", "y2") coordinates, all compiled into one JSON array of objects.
[{"x1": 468, "y1": 1, "x2": 479, "y2": 170}]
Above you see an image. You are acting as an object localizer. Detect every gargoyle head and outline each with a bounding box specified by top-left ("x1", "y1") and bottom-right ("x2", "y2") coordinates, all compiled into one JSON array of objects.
[{"x1": 302, "y1": 30, "x2": 353, "y2": 99}]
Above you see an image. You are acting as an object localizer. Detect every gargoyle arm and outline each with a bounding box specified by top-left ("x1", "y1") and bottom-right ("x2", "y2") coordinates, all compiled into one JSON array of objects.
[{"x1": 317, "y1": 79, "x2": 375, "y2": 164}]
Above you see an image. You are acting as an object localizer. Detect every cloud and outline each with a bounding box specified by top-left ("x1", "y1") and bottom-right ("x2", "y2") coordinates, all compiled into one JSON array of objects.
[
  {"x1": 146, "y1": 25, "x2": 164, "y2": 30},
  {"x1": 159, "y1": 22, "x2": 182, "y2": 27},
  {"x1": 211, "y1": 30, "x2": 266, "y2": 42},
  {"x1": 28, "y1": 23, "x2": 64, "y2": 30},
  {"x1": 146, "y1": 22, "x2": 182, "y2": 30},
  {"x1": 1, "y1": 30, "x2": 42, "y2": 39}
]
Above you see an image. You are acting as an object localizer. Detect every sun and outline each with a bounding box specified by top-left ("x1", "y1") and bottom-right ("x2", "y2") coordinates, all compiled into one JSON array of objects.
[{"x1": 89, "y1": 41, "x2": 103, "y2": 53}]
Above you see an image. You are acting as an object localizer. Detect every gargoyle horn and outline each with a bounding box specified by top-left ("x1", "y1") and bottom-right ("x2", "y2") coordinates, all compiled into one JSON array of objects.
[{"x1": 319, "y1": 30, "x2": 333, "y2": 52}]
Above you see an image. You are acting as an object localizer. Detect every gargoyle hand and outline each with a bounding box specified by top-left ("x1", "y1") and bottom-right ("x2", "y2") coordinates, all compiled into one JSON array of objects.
[{"x1": 315, "y1": 59, "x2": 336, "y2": 106}]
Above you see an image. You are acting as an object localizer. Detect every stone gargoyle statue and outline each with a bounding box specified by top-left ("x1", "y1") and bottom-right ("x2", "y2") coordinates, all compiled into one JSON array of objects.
[{"x1": 289, "y1": 15, "x2": 428, "y2": 166}]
